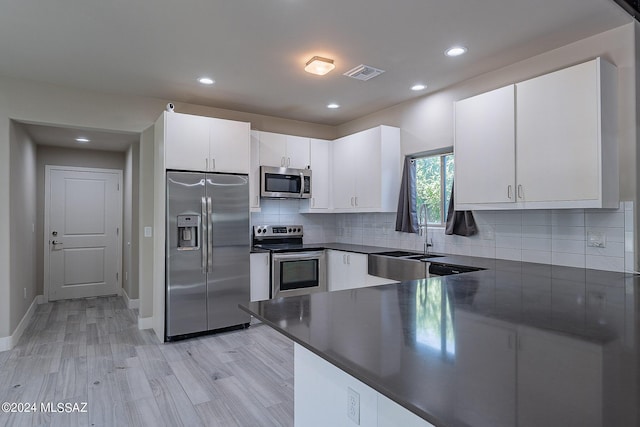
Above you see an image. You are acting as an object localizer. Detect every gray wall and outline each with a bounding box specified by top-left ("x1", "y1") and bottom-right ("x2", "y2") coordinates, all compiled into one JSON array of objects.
[
  {"x1": 138, "y1": 127, "x2": 155, "y2": 319},
  {"x1": 9, "y1": 121, "x2": 37, "y2": 333},
  {"x1": 35, "y1": 146, "x2": 126, "y2": 297}
]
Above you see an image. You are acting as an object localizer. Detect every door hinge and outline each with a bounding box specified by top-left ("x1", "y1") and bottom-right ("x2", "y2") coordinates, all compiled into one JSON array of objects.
[
  {"x1": 117, "y1": 183, "x2": 120, "y2": 191},
  {"x1": 116, "y1": 272, "x2": 119, "y2": 282},
  {"x1": 117, "y1": 227, "x2": 119, "y2": 236}
]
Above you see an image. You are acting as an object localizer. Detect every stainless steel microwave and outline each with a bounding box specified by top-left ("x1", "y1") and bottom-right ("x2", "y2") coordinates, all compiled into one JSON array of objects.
[{"x1": 260, "y1": 166, "x2": 312, "y2": 199}]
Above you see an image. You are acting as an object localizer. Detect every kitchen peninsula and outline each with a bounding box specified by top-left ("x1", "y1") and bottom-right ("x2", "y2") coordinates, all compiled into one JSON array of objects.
[{"x1": 242, "y1": 259, "x2": 640, "y2": 427}]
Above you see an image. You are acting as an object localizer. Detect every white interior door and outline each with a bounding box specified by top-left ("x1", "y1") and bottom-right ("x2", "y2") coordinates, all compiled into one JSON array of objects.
[{"x1": 45, "y1": 166, "x2": 122, "y2": 301}]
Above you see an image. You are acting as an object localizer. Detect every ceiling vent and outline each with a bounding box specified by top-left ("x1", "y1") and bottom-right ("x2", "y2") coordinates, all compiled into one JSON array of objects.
[{"x1": 343, "y1": 64, "x2": 385, "y2": 81}]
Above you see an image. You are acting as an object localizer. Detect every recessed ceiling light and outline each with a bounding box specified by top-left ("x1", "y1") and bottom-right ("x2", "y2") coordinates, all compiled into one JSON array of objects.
[
  {"x1": 75, "y1": 137, "x2": 90, "y2": 143},
  {"x1": 411, "y1": 84, "x2": 427, "y2": 91},
  {"x1": 305, "y1": 56, "x2": 335, "y2": 76},
  {"x1": 327, "y1": 103, "x2": 340, "y2": 109},
  {"x1": 198, "y1": 77, "x2": 215, "y2": 85},
  {"x1": 445, "y1": 46, "x2": 467, "y2": 57}
]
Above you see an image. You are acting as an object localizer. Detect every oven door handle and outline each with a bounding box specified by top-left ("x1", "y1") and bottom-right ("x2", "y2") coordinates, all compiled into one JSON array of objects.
[{"x1": 272, "y1": 252, "x2": 324, "y2": 261}]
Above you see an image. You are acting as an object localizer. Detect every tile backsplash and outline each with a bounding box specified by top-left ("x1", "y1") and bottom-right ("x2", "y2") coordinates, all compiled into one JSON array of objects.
[{"x1": 252, "y1": 200, "x2": 635, "y2": 273}]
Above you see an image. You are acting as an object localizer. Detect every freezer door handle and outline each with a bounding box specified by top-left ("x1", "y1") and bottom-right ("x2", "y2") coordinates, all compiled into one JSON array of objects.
[
  {"x1": 201, "y1": 197, "x2": 207, "y2": 273},
  {"x1": 207, "y1": 196, "x2": 213, "y2": 273}
]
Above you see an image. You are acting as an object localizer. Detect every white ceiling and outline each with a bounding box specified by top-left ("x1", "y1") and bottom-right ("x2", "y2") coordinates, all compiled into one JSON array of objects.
[
  {"x1": 21, "y1": 122, "x2": 139, "y2": 152},
  {"x1": 0, "y1": 0, "x2": 632, "y2": 129}
]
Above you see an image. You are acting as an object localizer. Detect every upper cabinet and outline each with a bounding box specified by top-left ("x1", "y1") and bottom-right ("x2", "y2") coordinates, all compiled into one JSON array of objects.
[
  {"x1": 300, "y1": 138, "x2": 332, "y2": 212},
  {"x1": 332, "y1": 126, "x2": 401, "y2": 213},
  {"x1": 454, "y1": 57, "x2": 618, "y2": 210},
  {"x1": 163, "y1": 112, "x2": 250, "y2": 174},
  {"x1": 258, "y1": 131, "x2": 310, "y2": 169}
]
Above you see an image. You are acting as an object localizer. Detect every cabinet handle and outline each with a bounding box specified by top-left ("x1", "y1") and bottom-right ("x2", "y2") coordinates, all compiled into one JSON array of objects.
[
  {"x1": 507, "y1": 185, "x2": 512, "y2": 199},
  {"x1": 212, "y1": 158, "x2": 216, "y2": 170},
  {"x1": 281, "y1": 157, "x2": 285, "y2": 167},
  {"x1": 255, "y1": 196, "x2": 259, "y2": 206},
  {"x1": 517, "y1": 184, "x2": 523, "y2": 199},
  {"x1": 350, "y1": 197, "x2": 354, "y2": 206},
  {"x1": 265, "y1": 255, "x2": 269, "y2": 266},
  {"x1": 343, "y1": 254, "x2": 347, "y2": 264},
  {"x1": 205, "y1": 158, "x2": 208, "y2": 170}
]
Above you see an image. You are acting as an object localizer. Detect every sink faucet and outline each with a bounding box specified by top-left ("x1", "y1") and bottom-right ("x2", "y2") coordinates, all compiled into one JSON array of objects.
[{"x1": 418, "y1": 203, "x2": 432, "y2": 255}]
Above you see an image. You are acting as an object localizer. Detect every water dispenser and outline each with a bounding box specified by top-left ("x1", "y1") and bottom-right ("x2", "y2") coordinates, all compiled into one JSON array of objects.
[{"x1": 177, "y1": 214, "x2": 200, "y2": 250}]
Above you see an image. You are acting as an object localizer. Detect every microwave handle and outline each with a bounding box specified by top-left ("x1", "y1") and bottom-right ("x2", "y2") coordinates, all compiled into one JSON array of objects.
[{"x1": 299, "y1": 172, "x2": 304, "y2": 198}]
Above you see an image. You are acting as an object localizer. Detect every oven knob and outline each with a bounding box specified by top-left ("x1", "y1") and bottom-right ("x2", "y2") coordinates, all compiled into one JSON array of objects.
[
  {"x1": 297, "y1": 228, "x2": 301, "y2": 232},
  {"x1": 257, "y1": 228, "x2": 262, "y2": 234},
  {"x1": 288, "y1": 228, "x2": 292, "y2": 233}
]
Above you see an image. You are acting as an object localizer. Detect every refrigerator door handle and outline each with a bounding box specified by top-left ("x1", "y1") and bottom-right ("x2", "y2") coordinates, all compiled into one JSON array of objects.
[
  {"x1": 201, "y1": 197, "x2": 207, "y2": 273},
  {"x1": 207, "y1": 196, "x2": 213, "y2": 273}
]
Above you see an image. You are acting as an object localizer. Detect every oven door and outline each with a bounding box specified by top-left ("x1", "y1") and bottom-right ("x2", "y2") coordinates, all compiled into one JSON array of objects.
[{"x1": 272, "y1": 251, "x2": 326, "y2": 298}]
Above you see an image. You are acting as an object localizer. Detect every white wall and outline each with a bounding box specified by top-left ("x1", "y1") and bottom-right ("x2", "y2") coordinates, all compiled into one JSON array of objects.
[
  {"x1": 123, "y1": 143, "x2": 134, "y2": 300},
  {"x1": 138, "y1": 126, "x2": 155, "y2": 320},
  {"x1": 9, "y1": 122, "x2": 38, "y2": 333}
]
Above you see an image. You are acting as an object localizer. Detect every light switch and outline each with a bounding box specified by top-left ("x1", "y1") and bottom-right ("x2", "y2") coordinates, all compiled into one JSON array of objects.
[
  {"x1": 587, "y1": 231, "x2": 606, "y2": 248},
  {"x1": 144, "y1": 226, "x2": 153, "y2": 238}
]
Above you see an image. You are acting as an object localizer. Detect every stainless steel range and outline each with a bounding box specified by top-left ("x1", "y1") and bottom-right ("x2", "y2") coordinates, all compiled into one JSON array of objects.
[{"x1": 253, "y1": 225, "x2": 327, "y2": 298}]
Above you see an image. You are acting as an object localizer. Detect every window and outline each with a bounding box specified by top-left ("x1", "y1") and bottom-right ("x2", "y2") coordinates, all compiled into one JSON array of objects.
[{"x1": 414, "y1": 152, "x2": 454, "y2": 226}]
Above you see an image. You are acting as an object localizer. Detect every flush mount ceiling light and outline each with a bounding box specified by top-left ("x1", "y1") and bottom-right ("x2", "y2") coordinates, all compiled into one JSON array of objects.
[
  {"x1": 75, "y1": 137, "x2": 90, "y2": 143},
  {"x1": 411, "y1": 84, "x2": 427, "y2": 91},
  {"x1": 305, "y1": 56, "x2": 335, "y2": 76},
  {"x1": 327, "y1": 103, "x2": 340, "y2": 109},
  {"x1": 445, "y1": 46, "x2": 468, "y2": 57},
  {"x1": 198, "y1": 77, "x2": 215, "y2": 85}
]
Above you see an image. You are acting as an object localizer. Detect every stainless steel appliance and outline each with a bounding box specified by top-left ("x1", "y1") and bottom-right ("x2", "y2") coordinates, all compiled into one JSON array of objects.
[
  {"x1": 166, "y1": 171, "x2": 250, "y2": 341},
  {"x1": 260, "y1": 166, "x2": 311, "y2": 199},
  {"x1": 252, "y1": 225, "x2": 327, "y2": 298}
]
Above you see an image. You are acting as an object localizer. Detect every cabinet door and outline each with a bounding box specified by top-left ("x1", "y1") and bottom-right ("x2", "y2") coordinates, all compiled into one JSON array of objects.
[
  {"x1": 517, "y1": 327, "x2": 602, "y2": 427},
  {"x1": 308, "y1": 139, "x2": 331, "y2": 210},
  {"x1": 516, "y1": 61, "x2": 599, "y2": 203},
  {"x1": 250, "y1": 252, "x2": 270, "y2": 301},
  {"x1": 259, "y1": 131, "x2": 287, "y2": 167},
  {"x1": 353, "y1": 128, "x2": 382, "y2": 209},
  {"x1": 327, "y1": 250, "x2": 349, "y2": 291},
  {"x1": 165, "y1": 113, "x2": 210, "y2": 171},
  {"x1": 209, "y1": 118, "x2": 249, "y2": 173},
  {"x1": 286, "y1": 135, "x2": 310, "y2": 169},
  {"x1": 454, "y1": 85, "x2": 516, "y2": 206},
  {"x1": 250, "y1": 131, "x2": 261, "y2": 209},
  {"x1": 347, "y1": 252, "x2": 368, "y2": 289},
  {"x1": 332, "y1": 137, "x2": 357, "y2": 209}
]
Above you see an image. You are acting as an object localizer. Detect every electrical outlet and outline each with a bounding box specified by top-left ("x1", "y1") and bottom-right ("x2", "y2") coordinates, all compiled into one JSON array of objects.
[{"x1": 347, "y1": 387, "x2": 360, "y2": 425}]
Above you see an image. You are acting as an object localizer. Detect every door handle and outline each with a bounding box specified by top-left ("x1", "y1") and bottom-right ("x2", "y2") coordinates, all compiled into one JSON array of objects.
[
  {"x1": 507, "y1": 185, "x2": 512, "y2": 199},
  {"x1": 354, "y1": 197, "x2": 358, "y2": 207},
  {"x1": 350, "y1": 197, "x2": 354, "y2": 207},
  {"x1": 51, "y1": 240, "x2": 63, "y2": 245},
  {"x1": 287, "y1": 157, "x2": 291, "y2": 167},
  {"x1": 207, "y1": 196, "x2": 213, "y2": 273},
  {"x1": 211, "y1": 158, "x2": 216, "y2": 170},
  {"x1": 281, "y1": 157, "x2": 285, "y2": 167},
  {"x1": 205, "y1": 158, "x2": 208, "y2": 171},
  {"x1": 517, "y1": 184, "x2": 523, "y2": 199},
  {"x1": 201, "y1": 197, "x2": 207, "y2": 273}
]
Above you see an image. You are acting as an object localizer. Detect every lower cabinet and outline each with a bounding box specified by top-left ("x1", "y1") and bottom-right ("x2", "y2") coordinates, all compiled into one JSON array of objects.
[
  {"x1": 295, "y1": 344, "x2": 434, "y2": 427},
  {"x1": 454, "y1": 311, "x2": 603, "y2": 427},
  {"x1": 250, "y1": 252, "x2": 270, "y2": 302},
  {"x1": 327, "y1": 250, "x2": 393, "y2": 291}
]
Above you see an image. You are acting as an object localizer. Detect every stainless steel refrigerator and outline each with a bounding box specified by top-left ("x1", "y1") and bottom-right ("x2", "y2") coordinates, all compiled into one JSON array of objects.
[{"x1": 165, "y1": 171, "x2": 250, "y2": 341}]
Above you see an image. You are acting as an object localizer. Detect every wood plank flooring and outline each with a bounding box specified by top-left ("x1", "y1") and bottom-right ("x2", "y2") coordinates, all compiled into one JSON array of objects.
[{"x1": 0, "y1": 297, "x2": 294, "y2": 427}]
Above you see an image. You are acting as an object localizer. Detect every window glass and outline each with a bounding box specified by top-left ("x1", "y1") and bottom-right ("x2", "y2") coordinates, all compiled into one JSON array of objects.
[{"x1": 414, "y1": 153, "x2": 455, "y2": 225}]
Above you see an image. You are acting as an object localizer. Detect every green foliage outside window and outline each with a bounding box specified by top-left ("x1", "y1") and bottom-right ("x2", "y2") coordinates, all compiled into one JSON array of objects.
[{"x1": 414, "y1": 153, "x2": 454, "y2": 225}]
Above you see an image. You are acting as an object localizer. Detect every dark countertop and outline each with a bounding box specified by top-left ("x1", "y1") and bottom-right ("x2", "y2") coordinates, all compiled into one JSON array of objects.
[{"x1": 242, "y1": 260, "x2": 640, "y2": 427}]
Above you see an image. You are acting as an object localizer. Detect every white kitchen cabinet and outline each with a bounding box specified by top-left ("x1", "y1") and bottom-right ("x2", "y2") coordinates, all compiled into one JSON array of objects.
[
  {"x1": 250, "y1": 252, "x2": 270, "y2": 302},
  {"x1": 332, "y1": 126, "x2": 401, "y2": 213},
  {"x1": 454, "y1": 57, "x2": 618, "y2": 210},
  {"x1": 164, "y1": 112, "x2": 210, "y2": 171},
  {"x1": 327, "y1": 250, "x2": 393, "y2": 291},
  {"x1": 258, "y1": 131, "x2": 310, "y2": 169},
  {"x1": 250, "y1": 131, "x2": 261, "y2": 211},
  {"x1": 208, "y1": 117, "x2": 250, "y2": 174},
  {"x1": 454, "y1": 85, "x2": 516, "y2": 206},
  {"x1": 163, "y1": 112, "x2": 250, "y2": 174},
  {"x1": 300, "y1": 138, "x2": 332, "y2": 212}
]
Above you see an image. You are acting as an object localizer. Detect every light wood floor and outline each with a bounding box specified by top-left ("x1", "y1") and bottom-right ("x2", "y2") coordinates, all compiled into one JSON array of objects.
[{"x1": 0, "y1": 296, "x2": 294, "y2": 427}]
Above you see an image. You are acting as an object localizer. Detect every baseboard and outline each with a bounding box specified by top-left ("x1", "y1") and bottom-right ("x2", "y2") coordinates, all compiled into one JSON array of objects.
[
  {"x1": 138, "y1": 316, "x2": 153, "y2": 330},
  {"x1": 122, "y1": 289, "x2": 140, "y2": 310},
  {"x1": 0, "y1": 295, "x2": 43, "y2": 352}
]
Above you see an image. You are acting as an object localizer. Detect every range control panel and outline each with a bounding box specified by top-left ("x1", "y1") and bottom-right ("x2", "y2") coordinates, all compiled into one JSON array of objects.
[{"x1": 253, "y1": 225, "x2": 303, "y2": 238}]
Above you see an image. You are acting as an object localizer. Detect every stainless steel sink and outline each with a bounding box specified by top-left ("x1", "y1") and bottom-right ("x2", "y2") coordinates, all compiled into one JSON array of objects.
[
  {"x1": 368, "y1": 253, "x2": 428, "y2": 281},
  {"x1": 404, "y1": 254, "x2": 444, "y2": 261}
]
